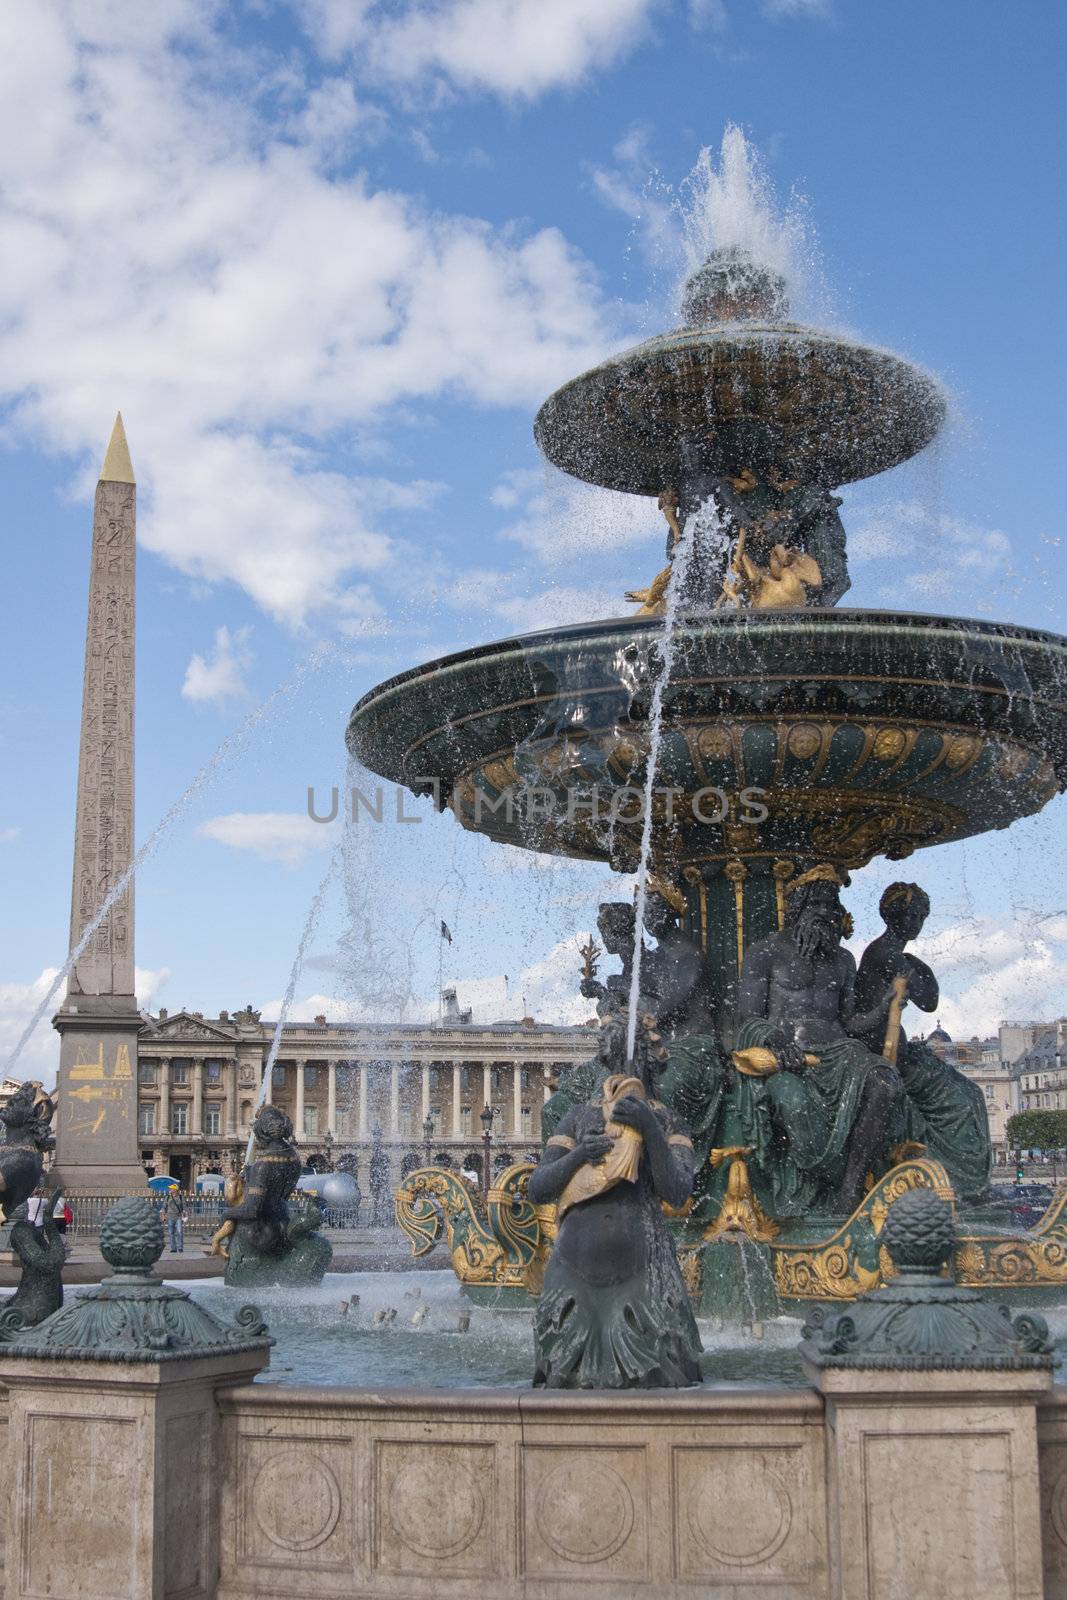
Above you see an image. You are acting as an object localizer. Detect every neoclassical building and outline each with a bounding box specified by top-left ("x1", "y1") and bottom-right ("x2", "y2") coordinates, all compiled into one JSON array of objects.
[{"x1": 135, "y1": 993, "x2": 597, "y2": 1188}]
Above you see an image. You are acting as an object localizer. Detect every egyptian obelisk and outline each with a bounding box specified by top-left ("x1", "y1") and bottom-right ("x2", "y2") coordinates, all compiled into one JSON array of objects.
[{"x1": 52, "y1": 415, "x2": 146, "y2": 1193}]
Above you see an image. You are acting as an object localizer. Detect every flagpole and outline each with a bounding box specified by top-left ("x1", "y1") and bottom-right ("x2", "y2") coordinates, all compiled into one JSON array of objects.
[{"x1": 437, "y1": 932, "x2": 444, "y2": 1027}]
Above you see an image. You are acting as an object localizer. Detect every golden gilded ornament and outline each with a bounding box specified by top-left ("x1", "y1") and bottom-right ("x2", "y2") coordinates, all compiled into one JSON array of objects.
[
  {"x1": 770, "y1": 1158, "x2": 955, "y2": 1301},
  {"x1": 698, "y1": 725, "x2": 734, "y2": 762},
  {"x1": 394, "y1": 1163, "x2": 552, "y2": 1292},
  {"x1": 787, "y1": 724, "x2": 822, "y2": 760},
  {"x1": 873, "y1": 726, "x2": 908, "y2": 761},
  {"x1": 703, "y1": 1146, "x2": 780, "y2": 1243},
  {"x1": 771, "y1": 1161, "x2": 1067, "y2": 1301}
]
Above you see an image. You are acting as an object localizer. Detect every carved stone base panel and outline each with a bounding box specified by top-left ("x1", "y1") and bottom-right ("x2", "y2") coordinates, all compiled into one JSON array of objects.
[
  {"x1": 238, "y1": 1433, "x2": 352, "y2": 1571},
  {"x1": 11, "y1": 1367, "x2": 1067, "y2": 1599},
  {"x1": 519, "y1": 1444, "x2": 648, "y2": 1581},
  {"x1": 0, "y1": 1351, "x2": 265, "y2": 1600},
  {"x1": 375, "y1": 1439, "x2": 498, "y2": 1579},
  {"x1": 814, "y1": 1368, "x2": 1049, "y2": 1600},
  {"x1": 671, "y1": 1439, "x2": 824, "y2": 1587},
  {"x1": 1038, "y1": 1402, "x2": 1067, "y2": 1600},
  {"x1": 216, "y1": 1387, "x2": 830, "y2": 1599}
]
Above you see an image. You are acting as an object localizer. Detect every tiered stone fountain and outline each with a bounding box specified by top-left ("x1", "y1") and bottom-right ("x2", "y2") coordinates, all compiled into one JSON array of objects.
[{"x1": 349, "y1": 246, "x2": 1067, "y2": 1313}]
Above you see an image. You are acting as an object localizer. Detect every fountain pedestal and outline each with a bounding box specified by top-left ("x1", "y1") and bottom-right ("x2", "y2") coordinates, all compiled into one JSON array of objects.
[
  {"x1": 0, "y1": 1200, "x2": 271, "y2": 1600},
  {"x1": 813, "y1": 1364, "x2": 1048, "y2": 1600}
]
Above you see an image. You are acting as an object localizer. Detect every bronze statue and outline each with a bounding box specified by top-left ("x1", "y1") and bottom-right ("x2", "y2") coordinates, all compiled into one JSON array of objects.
[
  {"x1": 579, "y1": 901, "x2": 636, "y2": 1020},
  {"x1": 718, "y1": 531, "x2": 823, "y2": 610},
  {"x1": 528, "y1": 1018, "x2": 702, "y2": 1388},
  {"x1": 734, "y1": 864, "x2": 907, "y2": 1213},
  {"x1": 6, "y1": 1201, "x2": 65, "y2": 1328},
  {"x1": 640, "y1": 881, "x2": 715, "y2": 1039},
  {"x1": 0, "y1": 1083, "x2": 55, "y2": 1219},
  {"x1": 626, "y1": 465, "x2": 851, "y2": 616},
  {"x1": 211, "y1": 1105, "x2": 331, "y2": 1287},
  {"x1": 856, "y1": 883, "x2": 992, "y2": 1200}
]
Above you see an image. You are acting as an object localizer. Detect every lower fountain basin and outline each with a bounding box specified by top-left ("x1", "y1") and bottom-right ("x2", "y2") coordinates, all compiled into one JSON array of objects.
[{"x1": 348, "y1": 609, "x2": 1067, "y2": 872}]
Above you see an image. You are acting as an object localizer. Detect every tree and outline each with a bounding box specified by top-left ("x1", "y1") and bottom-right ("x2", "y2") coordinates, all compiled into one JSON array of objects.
[{"x1": 1006, "y1": 1110, "x2": 1067, "y2": 1153}]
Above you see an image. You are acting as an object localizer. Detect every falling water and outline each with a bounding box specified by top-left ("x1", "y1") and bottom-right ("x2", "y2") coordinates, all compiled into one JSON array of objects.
[
  {"x1": 625, "y1": 506, "x2": 701, "y2": 1061},
  {"x1": 5, "y1": 642, "x2": 335, "y2": 1075},
  {"x1": 245, "y1": 843, "x2": 342, "y2": 1165}
]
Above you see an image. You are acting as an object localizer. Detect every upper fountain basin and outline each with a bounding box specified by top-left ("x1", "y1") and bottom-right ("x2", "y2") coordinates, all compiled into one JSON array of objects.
[
  {"x1": 534, "y1": 325, "x2": 945, "y2": 495},
  {"x1": 347, "y1": 610, "x2": 1067, "y2": 872}
]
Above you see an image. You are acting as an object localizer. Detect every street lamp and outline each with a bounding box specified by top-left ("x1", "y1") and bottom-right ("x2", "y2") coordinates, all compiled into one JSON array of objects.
[
  {"x1": 480, "y1": 1102, "x2": 494, "y2": 1202},
  {"x1": 422, "y1": 1113, "x2": 435, "y2": 1165}
]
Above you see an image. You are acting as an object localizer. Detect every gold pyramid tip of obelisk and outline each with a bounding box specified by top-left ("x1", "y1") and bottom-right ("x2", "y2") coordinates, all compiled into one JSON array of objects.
[{"x1": 99, "y1": 412, "x2": 135, "y2": 484}]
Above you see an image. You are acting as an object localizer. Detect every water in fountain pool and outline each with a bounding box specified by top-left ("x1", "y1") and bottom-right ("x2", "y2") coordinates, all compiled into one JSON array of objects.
[{"x1": 179, "y1": 1268, "x2": 814, "y2": 1389}]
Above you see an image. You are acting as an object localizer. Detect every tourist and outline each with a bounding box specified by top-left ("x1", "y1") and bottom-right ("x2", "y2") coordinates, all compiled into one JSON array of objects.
[
  {"x1": 51, "y1": 1194, "x2": 71, "y2": 1236},
  {"x1": 164, "y1": 1189, "x2": 185, "y2": 1253},
  {"x1": 25, "y1": 1188, "x2": 48, "y2": 1228}
]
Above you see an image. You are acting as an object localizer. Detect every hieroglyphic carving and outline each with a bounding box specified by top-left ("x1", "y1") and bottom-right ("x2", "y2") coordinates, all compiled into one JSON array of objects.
[{"x1": 68, "y1": 429, "x2": 136, "y2": 998}]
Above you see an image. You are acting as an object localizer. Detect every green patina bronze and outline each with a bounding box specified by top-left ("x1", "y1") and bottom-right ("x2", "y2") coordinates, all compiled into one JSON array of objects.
[
  {"x1": 3, "y1": 1205, "x2": 65, "y2": 1333},
  {"x1": 800, "y1": 1188, "x2": 1054, "y2": 1371},
  {"x1": 1, "y1": 1199, "x2": 272, "y2": 1362},
  {"x1": 220, "y1": 1107, "x2": 332, "y2": 1290}
]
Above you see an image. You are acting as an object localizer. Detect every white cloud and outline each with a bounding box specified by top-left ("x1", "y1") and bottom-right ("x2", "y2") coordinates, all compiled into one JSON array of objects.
[
  {"x1": 0, "y1": 827, "x2": 19, "y2": 844},
  {"x1": 761, "y1": 0, "x2": 830, "y2": 15},
  {"x1": 910, "y1": 915, "x2": 1067, "y2": 1040},
  {"x1": 0, "y1": 3, "x2": 616, "y2": 625},
  {"x1": 0, "y1": 968, "x2": 62, "y2": 1086},
  {"x1": 136, "y1": 965, "x2": 172, "y2": 1010},
  {"x1": 491, "y1": 466, "x2": 661, "y2": 561},
  {"x1": 181, "y1": 624, "x2": 254, "y2": 706},
  {"x1": 294, "y1": 0, "x2": 658, "y2": 99},
  {"x1": 589, "y1": 125, "x2": 676, "y2": 263},
  {"x1": 198, "y1": 811, "x2": 338, "y2": 867},
  {"x1": 437, "y1": 936, "x2": 599, "y2": 1025},
  {"x1": 439, "y1": 562, "x2": 626, "y2": 633},
  {"x1": 848, "y1": 500, "x2": 1013, "y2": 608}
]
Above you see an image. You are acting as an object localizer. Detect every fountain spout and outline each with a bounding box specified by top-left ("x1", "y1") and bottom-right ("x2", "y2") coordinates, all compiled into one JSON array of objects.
[{"x1": 681, "y1": 245, "x2": 788, "y2": 326}]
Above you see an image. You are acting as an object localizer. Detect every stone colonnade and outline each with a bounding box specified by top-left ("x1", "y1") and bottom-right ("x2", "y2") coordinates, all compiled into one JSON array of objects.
[{"x1": 146, "y1": 1055, "x2": 553, "y2": 1141}]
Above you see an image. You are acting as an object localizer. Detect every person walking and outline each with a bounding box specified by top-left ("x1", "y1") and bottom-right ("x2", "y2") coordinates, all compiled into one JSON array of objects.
[
  {"x1": 164, "y1": 1188, "x2": 185, "y2": 1253},
  {"x1": 52, "y1": 1193, "x2": 70, "y2": 1236}
]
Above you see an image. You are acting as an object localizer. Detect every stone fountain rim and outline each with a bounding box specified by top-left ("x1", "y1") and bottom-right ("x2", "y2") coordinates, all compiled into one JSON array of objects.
[
  {"x1": 348, "y1": 606, "x2": 1067, "y2": 748},
  {"x1": 533, "y1": 321, "x2": 947, "y2": 491}
]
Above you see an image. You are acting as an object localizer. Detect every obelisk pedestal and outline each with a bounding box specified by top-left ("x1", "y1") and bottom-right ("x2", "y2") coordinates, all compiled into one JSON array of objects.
[{"x1": 53, "y1": 415, "x2": 146, "y2": 1194}]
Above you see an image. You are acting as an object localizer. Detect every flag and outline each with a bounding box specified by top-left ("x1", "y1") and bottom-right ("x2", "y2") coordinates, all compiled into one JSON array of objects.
[{"x1": 440, "y1": 920, "x2": 453, "y2": 944}]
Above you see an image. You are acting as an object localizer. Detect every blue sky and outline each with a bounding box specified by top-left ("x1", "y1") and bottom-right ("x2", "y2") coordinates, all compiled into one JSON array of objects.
[{"x1": 1, "y1": 0, "x2": 1065, "y2": 1082}]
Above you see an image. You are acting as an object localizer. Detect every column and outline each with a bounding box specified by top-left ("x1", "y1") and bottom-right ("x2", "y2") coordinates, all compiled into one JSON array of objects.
[
  {"x1": 263, "y1": 1054, "x2": 273, "y2": 1106},
  {"x1": 482, "y1": 1061, "x2": 493, "y2": 1118},
  {"x1": 295, "y1": 1060, "x2": 305, "y2": 1143},
  {"x1": 513, "y1": 1061, "x2": 523, "y2": 1138},
  {"x1": 452, "y1": 1061, "x2": 462, "y2": 1139},
  {"x1": 544, "y1": 1065, "x2": 554, "y2": 1104},
  {"x1": 389, "y1": 1062, "x2": 400, "y2": 1138},
  {"x1": 421, "y1": 1063, "x2": 431, "y2": 1122},
  {"x1": 327, "y1": 1060, "x2": 337, "y2": 1138},
  {"x1": 358, "y1": 1062, "x2": 368, "y2": 1138},
  {"x1": 192, "y1": 1057, "x2": 204, "y2": 1137},
  {"x1": 159, "y1": 1058, "x2": 170, "y2": 1137},
  {"x1": 226, "y1": 1059, "x2": 238, "y2": 1137}
]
